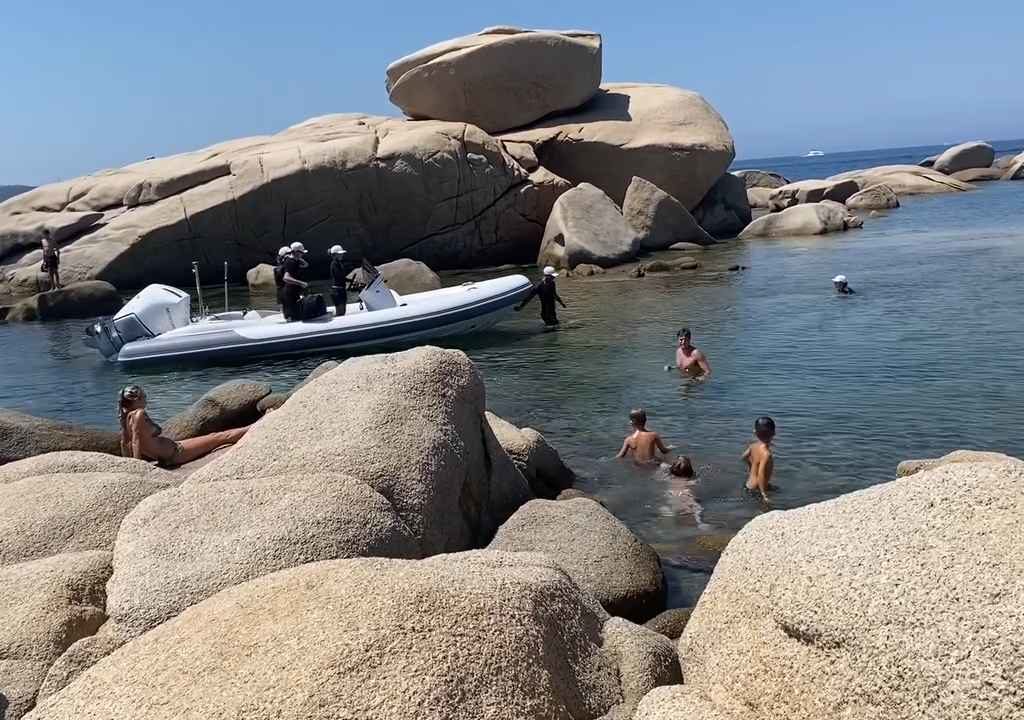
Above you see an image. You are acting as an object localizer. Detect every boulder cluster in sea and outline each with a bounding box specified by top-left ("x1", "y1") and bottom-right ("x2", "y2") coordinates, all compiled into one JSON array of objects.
[{"x1": 1, "y1": 346, "x2": 1021, "y2": 719}]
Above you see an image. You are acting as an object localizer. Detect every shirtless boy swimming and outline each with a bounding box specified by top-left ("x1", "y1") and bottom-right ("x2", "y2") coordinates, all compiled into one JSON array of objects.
[
  {"x1": 742, "y1": 416, "x2": 776, "y2": 502},
  {"x1": 676, "y1": 328, "x2": 711, "y2": 379},
  {"x1": 616, "y1": 408, "x2": 670, "y2": 464}
]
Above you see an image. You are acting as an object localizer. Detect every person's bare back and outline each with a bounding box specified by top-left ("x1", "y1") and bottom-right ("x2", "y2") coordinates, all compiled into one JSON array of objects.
[
  {"x1": 616, "y1": 408, "x2": 670, "y2": 464},
  {"x1": 742, "y1": 416, "x2": 776, "y2": 502}
]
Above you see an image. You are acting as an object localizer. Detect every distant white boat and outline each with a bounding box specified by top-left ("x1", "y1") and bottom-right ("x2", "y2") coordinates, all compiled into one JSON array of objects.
[{"x1": 803, "y1": 150, "x2": 825, "y2": 157}]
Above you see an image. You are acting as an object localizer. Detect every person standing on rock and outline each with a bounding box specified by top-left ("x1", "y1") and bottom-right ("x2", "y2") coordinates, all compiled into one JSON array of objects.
[
  {"x1": 832, "y1": 274, "x2": 856, "y2": 295},
  {"x1": 281, "y1": 242, "x2": 310, "y2": 321},
  {"x1": 328, "y1": 245, "x2": 356, "y2": 316},
  {"x1": 675, "y1": 328, "x2": 711, "y2": 379},
  {"x1": 515, "y1": 266, "x2": 567, "y2": 327},
  {"x1": 40, "y1": 229, "x2": 61, "y2": 290}
]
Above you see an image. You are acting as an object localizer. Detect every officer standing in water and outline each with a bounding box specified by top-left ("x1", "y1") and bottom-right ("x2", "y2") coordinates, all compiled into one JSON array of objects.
[
  {"x1": 515, "y1": 266, "x2": 567, "y2": 327},
  {"x1": 328, "y1": 245, "x2": 357, "y2": 316}
]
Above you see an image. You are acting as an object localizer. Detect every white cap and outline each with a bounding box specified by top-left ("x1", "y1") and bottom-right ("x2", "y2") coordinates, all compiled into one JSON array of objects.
[
  {"x1": 543, "y1": 266, "x2": 558, "y2": 277},
  {"x1": 290, "y1": 242, "x2": 307, "y2": 254},
  {"x1": 277, "y1": 246, "x2": 290, "y2": 257},
  {"x1": 329, "y1": 245, "x2": 346, "y2": 255},
  {"x1": 832, "y1": 274, "x2": 847, "y2": 283}
]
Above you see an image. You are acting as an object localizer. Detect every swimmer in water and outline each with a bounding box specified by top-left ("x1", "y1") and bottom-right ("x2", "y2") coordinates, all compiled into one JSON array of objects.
[
  {"x1": 675, "y1": 328, "x2": 711, "y2": 379},
  {"x1": 661, "y1": 456, "x2": 705, "y2": 526},
  {"x1": 832, "y1": 274, "x2": 856, "y2": 295},
  {"x1": 742, "y1": 416, "x2": 776, "y2": 503},
  {"x1": 616, "y1": 408, "x2": 671, "y2": 464}
]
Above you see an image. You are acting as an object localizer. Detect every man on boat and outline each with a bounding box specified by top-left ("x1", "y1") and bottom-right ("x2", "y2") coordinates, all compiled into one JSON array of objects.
[
  {"x1": 515, "y1": 266, "x2": 567, "y2": 326},
  {"x1": 676, "y1": 328, "x2": 711, "y2": 379},
  {"x1": 328, "y1": 245, "x2": 357, "y2": 316},
  {"x1": 832, "y1": 274, "x2": 855, "y2": 295},
  {"x1": 281, "y1": 242, "x2": 310, "y2": 321},
  {"x1": 273, "y1": 246, "x2": 289, "y2": 313}
]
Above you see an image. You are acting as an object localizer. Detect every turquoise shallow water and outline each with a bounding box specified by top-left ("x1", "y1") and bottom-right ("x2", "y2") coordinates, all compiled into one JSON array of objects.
[{"x1": 2, "y1": 160, "x2": 1023, "y2": 608}]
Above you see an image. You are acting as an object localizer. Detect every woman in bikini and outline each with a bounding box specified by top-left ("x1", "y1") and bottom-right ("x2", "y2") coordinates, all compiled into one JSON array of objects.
[{"x1": 118, "y1": 385, "x2": 250, "y2": 466}]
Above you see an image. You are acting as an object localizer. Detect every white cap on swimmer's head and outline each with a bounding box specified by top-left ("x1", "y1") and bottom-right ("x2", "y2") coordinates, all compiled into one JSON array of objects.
[
  {"x1": 329, "y1": 245, "x2": 346, "y2": 255},
  {"x1": 278, "y1": 246, "x2": 290, "y2": 257},
  {"x1": 832, "y1": 274, "x2": 847, "y2": 283},
  {"x1": 543, "y1": 266, "x2": 558, "y2": 277},
  {"x1": 290, "y1": 242, "x2": 308, "y2": 254}
]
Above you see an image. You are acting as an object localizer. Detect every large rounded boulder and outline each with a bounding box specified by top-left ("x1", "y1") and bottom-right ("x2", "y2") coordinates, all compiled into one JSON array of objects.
[
  {"x1": 4, "y1": 281, "x2": 122, "y2": 322},
  {"x1": 488, "y1": 498, "x2": 666, "y2": 622},
  {"x1": 622, "y1": 176, "x2": 714, "y2": 249},
  {"x1": 932, "y1": 141, "x2": 995, "y2": 174},
  {"x1": 28, "y1": 552, "x2": 681, "y2": 720},
  {"x1": 845, "y1": 183, "x2": 900, "y2": 209},
  {"x1": 386, "y1": 27, "x2": 602, "y2": 134},
  {"x1": 538, "y1": 183, "x2": 639, "y2": 269},
  {"x1": 161, "y1": 379, "x2": 271, "y2": 441},
  {"x1": 485, "y1": 412, "x2": 575, "y2": 499},
  {"x1": 0, "y1": 410, "x2": 120, "y2": 465},
  {"x1": 502, "y1": 83, "x2": 735, "y2": 209},
  {"x1": 739, "y1": 202, "x2": 853, "y2": 238},
  {"x1": 347, "y1": 258, "x2": 442, "y2": 295},
  {"x1": 829, "y1": 165, "x2": 974, "y2": 195},
  {"x1": 767, "y1": 178, "x2": 861, "y2": 211},
  {"x1": 678, "y1": 460, "x2": 1024, "y2": 720}
]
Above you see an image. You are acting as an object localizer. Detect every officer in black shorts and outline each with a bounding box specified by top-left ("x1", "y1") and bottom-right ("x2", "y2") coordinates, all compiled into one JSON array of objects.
[{"x1": 281, "y1": 242, "x2": 309, "y2": 321}]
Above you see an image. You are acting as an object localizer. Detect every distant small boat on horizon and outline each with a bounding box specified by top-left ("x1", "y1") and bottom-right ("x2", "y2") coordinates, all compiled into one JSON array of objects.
[{"x1": 803, "y1": 150, "x2": 825, "y2": 157}]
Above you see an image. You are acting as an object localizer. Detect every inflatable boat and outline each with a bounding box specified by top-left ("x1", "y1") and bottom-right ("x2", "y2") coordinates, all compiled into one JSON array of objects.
[{"x1": 85, "y1": 270, "x2": 532, "y2": 365}]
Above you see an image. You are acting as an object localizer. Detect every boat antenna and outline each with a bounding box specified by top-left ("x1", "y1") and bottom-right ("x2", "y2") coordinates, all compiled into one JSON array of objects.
[
  {"x1": 223, "y1": 260, "x2": 229, "y2": 313},
  {"x1": 192, "y1": 261, "x2": 206, "y2": 319}
]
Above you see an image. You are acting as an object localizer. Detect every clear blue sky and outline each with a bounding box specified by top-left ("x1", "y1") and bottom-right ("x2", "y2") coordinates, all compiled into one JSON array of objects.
[{"x1": 3, "y1": 0, "x2": 1022, "y2": 184}]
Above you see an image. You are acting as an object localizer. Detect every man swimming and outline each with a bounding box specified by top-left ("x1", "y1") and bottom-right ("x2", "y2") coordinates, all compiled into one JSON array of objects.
[
  {"x1": 742, "y1": 416, "x2": 776, "y2": 502},
  {"x1": 832, "y1": 274, "x2": 856, "y2": 295},
  {"x1": 616, "y1": 408, "x2": 671, "y2": 464},
  {"x1": 675, "y1": 328, "x2": 712, "y2": 379}
]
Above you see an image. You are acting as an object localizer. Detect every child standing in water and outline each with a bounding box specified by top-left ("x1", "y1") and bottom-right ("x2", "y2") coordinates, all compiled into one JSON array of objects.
[
  {"x1": 742, "y1": 416, "x2": 776, "y2": 502},
  {"x1": 616, "y1": 408, "x2": 671, "y2": 464}
]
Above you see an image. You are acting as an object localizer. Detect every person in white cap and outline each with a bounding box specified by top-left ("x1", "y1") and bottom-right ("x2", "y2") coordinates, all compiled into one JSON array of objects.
[
  {"x1": 832, "y1": 274, "x2": 855, "y2": 295},
  {"x1": 328, "y1": 245, "x2": 356, "y2": 316},
  {"x1": 281, "y1": 242, "x2": 310, "y2": 320},
  {"x1": 272, "y1": 246, "x2": 290, "y2": 312},
  {"x1": 515, "y1": 265, "x2": 567, "y2": 327}
]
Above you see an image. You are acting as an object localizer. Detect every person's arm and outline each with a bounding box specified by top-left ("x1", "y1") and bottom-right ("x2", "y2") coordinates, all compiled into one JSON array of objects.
[
  {"x1": 283, "y1": 271, "x2": 308, "y2": 289},
  {"x1": 515, "y1": 283, "x2": 539, "y2": 310},
  {"x1": 741, "y1": 445, "x2": 752, "y2": 467},
  {"x1": 655, "y1": 434, "x2": 671, "y2": 455},
  {"x1": 128, "y1": 411, "x2": 160, "y2": 461},
  {"x1": 696, "y1": 351, "x2": 712, "y2": 378},
  {"x1": 556, "y1": 292, "x2": 567, "y2": 308},
  {"x1": 615, "y1": 437, "x2": 632, "y2": 459},
  {"x1": 752, "y1": 453, "x2": 771, "y2": 503}
]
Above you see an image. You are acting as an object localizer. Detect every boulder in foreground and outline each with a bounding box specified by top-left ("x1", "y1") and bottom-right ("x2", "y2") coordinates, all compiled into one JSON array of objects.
[
  {"x1": 3, "y1": 281, "x2": 122, "y2": 322},
  {"x1": 739, "y1": 202, "x2": 853, "y2": 239},
  {"x1": 30, "y1": 552, "x2": 681, "y2": 720},
  {"x1": 537, "y1": 183, "x2": 640, "y2": 269},
  {"x1": 386, "y1": 27, "x2": 602, "y2": 134},
  {"x1": 845, "y1": 183, "x2": 900, "y2": 209},
  {"x1": 162, "y1": 379, "x2": 271, "y2": 441},
  {"x1": 502, "y1": 83, "x2": 735, "y2": 208},
  {"x1": 896, "y1": 448, "x2": 1022, "y2": 477},
  {"x1": 0, "y1": 451, "x2": 163, "y2": 484},
  {"x1": 679, "y1": 459, "x2": 1024, "y2": 720},
  {"x1": 932, "y1": 141, "x2": 995, "y2": 174},
  {"x1": 486, "y1": 412, "x2": 575, "y2": 499},
  {"x1": 0, "y1": 410, "x2": 120, "y2": 465},
  {"x1": 622, "y1": 176, "x2": 714, "y2": 249},
  {"x1": 488, "y1": 498, "x2": 666, "y2": 622}
]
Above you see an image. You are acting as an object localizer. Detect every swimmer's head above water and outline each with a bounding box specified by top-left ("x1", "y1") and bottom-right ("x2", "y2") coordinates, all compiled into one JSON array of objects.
[
  {"x1": 754, "y1": 416, "x2": 776, "y2": 443},
  {"x1": 676, "y1": 327, "x2": 692, "y2": 348},
  {"x1": 629, "y1": 408, "x2": 647, "y2": 429},
  {"x1": 669, "y1": 456, "x2": 695, "y2": 478}
]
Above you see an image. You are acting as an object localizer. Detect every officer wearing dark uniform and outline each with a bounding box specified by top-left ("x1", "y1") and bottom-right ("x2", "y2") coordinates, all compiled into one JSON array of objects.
[
  {"x1": 281, "y1": 242, "x2": 309, "y2": 321},
  {"x1": 515, "y1": 265, "x2": 567, "y2": 326},
  {"x1": 328, "y1": 245, "x2": 357, "y2": 316}
]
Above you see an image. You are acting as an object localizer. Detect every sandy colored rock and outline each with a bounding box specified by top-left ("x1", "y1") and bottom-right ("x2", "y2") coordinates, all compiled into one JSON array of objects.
[
  {"x1": 950, "y1": 167, "x2": 1005, "y2": 182},
  {"x1": 642, "y1": 257, "x2": 699, "y2": 273},
  {"x1": 255, "y1": 361, "x2": 340, "y2": 413},
  {"x1": 567, "y1": 263, "x2": 606, "y2": 277},
  {"x1": 768, "y1": 178, "x2": 860, "y2": 211},
  {"x1": 162, "y1": 379, "x2": 271, "y2": 441},
  {"x1": 0, "y1": 410, "x2": 120, "y2": 465},
  {"x1": 122, "y1": 159, "x2": 230, "y2": 207},
  {"x1": 896, "y1": 448, "x2": 1022, "y2": 477},
  {"x1": 1002, "y1": 154, "x2": 1024, "y2": 180},
  {"x1": 488, "y1": 498, "x2": 665, "y2": 622},
  {"x1": 622, "y1": 176, "x2": 714, "y2": 250},
  {"x1": 746, "y1": 186, "x2": 773, "y2": 208},
  {"x1": 187, "y1": 347, "x2": 530, "y2": 550},
  {"x1": 0, "y1": 211, "x2": 103, "y2": 265},
  {"x1": 991, "y1": 154, "x2": 1018, "y2": 170},
  {"x1": 739, "y1": 203, "x2": 851, "y2": 239},
  {"x1": 829, "y1": 165, "x2": 975, "y2": 195},
  {"x1": 0, "y1": 451, "x2": 165, "y2": 484},
  {"x1": 679, "y1": 461, "x2": 1024, "y2": 720},
  {"x1": 692, "y1": 173, "x2": 751, "y2": 238},
  {"x1": 0, "y1": 472, "x2": 171, "y2": 567},
  {"x1": 634, "y1": 686, "x2": 738, "y2": 720},
  {"x1": 35, "y1": 625, "x2": 129, "y2": 703},
  {"x1": 30, "y1": 552, "x2": 679, "y2": 720},
  {"x1": 348, "y1": 258, "x2": 442, "y2": 295},
  {"x1": 932, "y1": 141, "x2": 995, "y2": 174},
  {"x1": 4, "y1": 281, "x2": 122, "y2": 322},
  {"x1": 502, "y1": 83, "x2": 734, "y2": 208},
  {"x1": 538, "y1": 183, "x2": 640, "y2": 269},
  {"x1": 643, "y1": 608, "x2": 693, "y2": 640},
  {"x1": 845, "y1": 183, "x2": 900, "y2": 209},
  {"x1": 918, "y1": 153, "x2": 939, "y2": 167},
  {"x1": 1, "y1": 116, "x2": 552, "y2": 294},
  {"x1": 245, "y1": 263, "x2": 277, "y2": 292},
  {"x1": 0, "y1": 551, "x2": 111, "y2": 720},
  {"x1": 486, "y1": 412, "x2": 575, "y2": 499},
  {"x1": 387, "y1": 27, "x2": 602, "y2": 134},
  {"x1": 732, "y1": 169, "x2": 789, "y2": 189}
]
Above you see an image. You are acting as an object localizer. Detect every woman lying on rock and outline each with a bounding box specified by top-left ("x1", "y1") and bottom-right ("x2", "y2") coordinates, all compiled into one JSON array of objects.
[{"x1": 118, "y1": 385, "x2": 250, "y2": 467}]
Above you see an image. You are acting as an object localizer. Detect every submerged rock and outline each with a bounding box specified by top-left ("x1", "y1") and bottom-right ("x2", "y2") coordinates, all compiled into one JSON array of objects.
[
  {"x1": 679, "y1": 460, "x2": 1024, "y2": 720},
  {"x1": 3, "y1": 281, "x2": 122, "y2": 322},
  {"x1": 0, "y1": 410, "x2": 120, "y2": 465},
  {"x1": 29, "y1": 552, "x2": 680, "y2": 720},
  {"x1": 932, "y1": 141, "x2": 995, "y2": 174},
  {"x1": 641, "y1": 257, "x2": 699, "y2": 273},
  {"x1": 502, "y1": 83, "x2": 735, "y2": 208},
  {"x1": 622, "y1": 176, "x2": 715, "y2": 249},
  {"x1": 386, "y1": 27, "x2": 602, "y2": 133},
  {"x1": 488, "y1": 498, "x2": 666, "y2": 622},
  {"x1": 739, "y1": 202, "x2": 852, "y2": 238},
  {"x1": 537, "y1": 183, "x2": 640, "y2": 269}
]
